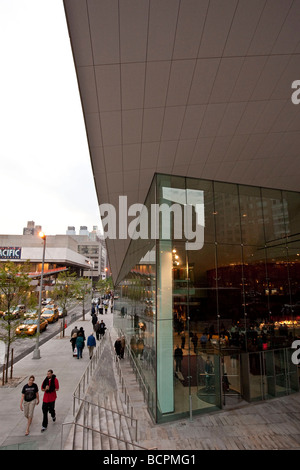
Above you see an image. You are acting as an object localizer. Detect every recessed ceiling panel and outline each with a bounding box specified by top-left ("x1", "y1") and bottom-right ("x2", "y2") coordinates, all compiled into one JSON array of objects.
[
  {"x1": 119, "y1": 0, "x2": 149, "y2": 63},
  {"x1": 95, "y1": 65, "x2": 121, "y2": 112}
]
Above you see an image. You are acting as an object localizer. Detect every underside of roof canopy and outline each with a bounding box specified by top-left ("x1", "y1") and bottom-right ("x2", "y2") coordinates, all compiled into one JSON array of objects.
[{"x1": 63, "y1": 0, "x2": 300, "y2": 282}]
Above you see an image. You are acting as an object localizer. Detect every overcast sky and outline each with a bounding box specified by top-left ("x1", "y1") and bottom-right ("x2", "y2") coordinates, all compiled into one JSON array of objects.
[{"x1": 0, "y1": 0, "x2": 101, "y2": 236}]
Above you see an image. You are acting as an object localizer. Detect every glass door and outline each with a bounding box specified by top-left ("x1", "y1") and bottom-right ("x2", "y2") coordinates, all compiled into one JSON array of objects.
[
  {"x1": 221, "y1": 353, "x2": 242, "y2": 407},
  {"x1": 249, "y1": 348, "x2": 299, "y2": 402}
]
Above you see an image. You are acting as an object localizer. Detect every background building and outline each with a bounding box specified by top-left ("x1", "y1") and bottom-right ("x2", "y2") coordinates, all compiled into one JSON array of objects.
[
  {"x1": 0, "y1": 233, "x2": 94, "y2": 300},
  {"x1": 65, "y1": 225, "x2": 109, "y2": 281},
  {"x1": 22, "y1": 221, "x2": 42, "y2": 236}
]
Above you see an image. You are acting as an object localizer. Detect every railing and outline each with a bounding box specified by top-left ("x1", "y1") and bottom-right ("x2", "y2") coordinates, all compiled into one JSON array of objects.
[
  {"x1": 72, "y1": 335, "x2": 105, "y2": 415},
  {"x1": 115, "y1": 328, "x2": 155, "y2": 417},
  {"x1": 61, "y1": 330, "x2": 143, "y2": 450},
  {"x1": 61, "y1": 420, "x2": 148, "y2": 451},
  {"x1": 64, "y1": 394, "x2": 139, "y2": 449}
]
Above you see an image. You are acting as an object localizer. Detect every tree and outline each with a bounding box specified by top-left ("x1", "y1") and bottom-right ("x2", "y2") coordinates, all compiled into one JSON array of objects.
[
  {"x1": 73, "y1": 277, "x2": 92, "y2": 320},
  {"x1": 95, "y1": 276, "x2": 113, "y2": 298},
  {"x1": 52, "y1": 270, "x2": 77, "y2": 317},
  {"x1": 0, "y1": 261, "x2": 35, "y2": 383}
]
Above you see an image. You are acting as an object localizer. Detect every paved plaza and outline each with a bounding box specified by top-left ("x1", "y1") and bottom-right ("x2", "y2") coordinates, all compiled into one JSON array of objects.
[{"x1": 1, "y1": 309, "x2": 300, "y2": 451}]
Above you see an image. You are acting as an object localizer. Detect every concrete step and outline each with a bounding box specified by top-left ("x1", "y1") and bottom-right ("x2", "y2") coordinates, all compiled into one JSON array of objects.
[{"x1": 63, "y1": 327, "x2": 147, "y2": 450}]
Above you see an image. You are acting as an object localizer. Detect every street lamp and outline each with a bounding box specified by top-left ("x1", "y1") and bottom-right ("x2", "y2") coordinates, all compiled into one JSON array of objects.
[{"x1": 33, "y1": 231, "x2": 46, "y2": 359}]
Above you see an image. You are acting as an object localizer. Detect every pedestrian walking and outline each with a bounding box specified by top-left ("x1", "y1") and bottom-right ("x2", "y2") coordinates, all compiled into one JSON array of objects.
[
  {"x1": 99, "y1": 320, "x2": 106, "y2": 338},
  {"x1": 180, "y1": 331, "x2": 185, "y2": 349},
  {"x1": 91, "y1": 312, "x2": 98, "y2": 331},
  {"x1": 41, "y1": 369, "x2": 59, "y2": 432},
  {"x1": 174, "y1": 345, "x2": 183, "y2": 372},
  {"x1": 70, "y1": 327, "x2": 78, "y2": 353},
  {"x1": 71, "y1": 326, "x2": 79, "y2": 337},
  {"x1": 87, "y1": 332, "x2": 96, "y2": 359},
  {"x1": 79, "y1": 326, "x2": 86, "y2": 341},
  {"x1": 192, "y1": 333, "x2": 198, "y2": 353},
  {"x1": 114, "y1": 337, "x2": 122, "y2": 359},
  {"x1": 95, "y1": 321, "x2": 100, "y2": 340},
  {"x1": 120, "y1": 336, "x2": 125, "y2": 359},
  {"x1": 76, "y1": 332, "x2": 85, "y2": 359},
  {"x1": 20, "y1": 375, "x2": 39, "y2": 436}
]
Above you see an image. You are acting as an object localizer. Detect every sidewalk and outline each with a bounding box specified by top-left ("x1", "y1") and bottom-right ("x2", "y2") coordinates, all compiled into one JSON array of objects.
[
  {"x1": 2, "y1": 308, "x2": 300, "y2": 451},
  {"x1": 0, "y1": 311, "x2": 112, "y2": 450}
]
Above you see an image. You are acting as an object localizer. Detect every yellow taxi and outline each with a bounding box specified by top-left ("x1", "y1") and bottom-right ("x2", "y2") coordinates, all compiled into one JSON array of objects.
[
  {"x1": 41, "y1": 308, "x2": 59, "y2": 323},
  {"x1": 16, "y1": 318, "x2": 48, "y2": 336}
]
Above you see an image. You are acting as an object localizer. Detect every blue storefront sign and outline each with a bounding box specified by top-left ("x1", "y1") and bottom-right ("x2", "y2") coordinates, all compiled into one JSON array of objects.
[{"x1": 0, "y1": 247, "x2": 22, "y2": 259}]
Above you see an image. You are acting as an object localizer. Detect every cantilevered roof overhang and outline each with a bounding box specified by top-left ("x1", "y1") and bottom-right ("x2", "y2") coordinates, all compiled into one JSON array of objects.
[{"x1": 63, "y1": 0, "x2": 300, "y2": 282}]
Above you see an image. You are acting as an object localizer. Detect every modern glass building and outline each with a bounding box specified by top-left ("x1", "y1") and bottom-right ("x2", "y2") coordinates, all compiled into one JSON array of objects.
[
  {"x1": 63, "y1": 1, "x2": 300, "y2": 423},
  {"x1": 113, "y1": 174, "x2": 300, "y2": 422}
]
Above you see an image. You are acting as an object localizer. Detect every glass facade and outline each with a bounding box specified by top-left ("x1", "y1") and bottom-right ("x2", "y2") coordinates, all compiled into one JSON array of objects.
[{"x1": 113, "y1": 174, "x2": 300, "y2": 423}]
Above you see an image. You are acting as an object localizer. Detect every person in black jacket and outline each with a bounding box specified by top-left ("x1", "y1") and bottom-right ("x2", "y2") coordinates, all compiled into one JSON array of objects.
[
  {"x1": 91, "y1": 312, "x2": 98, "y2": 331},
  {"x1": 114, "y1": 338, "x2": 122, "y2": 359},
  {"x1": 99, "y1": 320, "x2": 106, "y2": 338},
  {"x1": 174, "y1": 345, "x2": 183, "y2": 372}
]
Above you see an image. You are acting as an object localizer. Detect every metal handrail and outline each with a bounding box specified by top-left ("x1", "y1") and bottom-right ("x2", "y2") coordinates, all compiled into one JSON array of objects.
[
  {"x1": 116, "y1": 328, "x2": 150, "y2": 405},
  {"x1": 107, "y1": 331, "x2": 138, "y2": 418},
  {"x1": 72, "y1": 334, "x2": 105, "y2": 414},
  {"x1": 62, "y1": 330, "x2": 142, "y2": 450},
  {"x1": 75, "y1": 394, "x2": 138, "y2": 428},
  {"x1": 61, "y1": 421, "x2": 148, "y2": 450}
]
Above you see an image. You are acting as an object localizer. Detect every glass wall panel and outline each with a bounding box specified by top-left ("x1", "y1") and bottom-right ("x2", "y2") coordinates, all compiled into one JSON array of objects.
[
  {"x1": 186, "y1": 178, "x2": 215, "y2": 243},
  {"x1": 282, "y1": 190, "x2": 300, "y2": 239},
  {"x1": 261, "y1": 188, "x2": 287, "y2": 243},
  {"x1": 238, "y1": 185, "x2": 265, "y2": 247},
  {"x1": 214, "y1": 182, "x2": 241, "y2": 245},
  {"x1": 113, "y1": 176, "x2": 157, "y2": 421},
  {"x1": 286, "y1": 241, "x2": 300, "y2": 311},
  {"x1": 242, "y1": 245, "x2": 269, "y2": 321},
  {"x1": 216, "y1": 244, "x2": 244, "y2": 330},
  {"x1": 185, "y1": 243, "x2": 218, "y2": 413},
  {"x1": 113, "y1": 174, "x2": 300, "y2": 423}
]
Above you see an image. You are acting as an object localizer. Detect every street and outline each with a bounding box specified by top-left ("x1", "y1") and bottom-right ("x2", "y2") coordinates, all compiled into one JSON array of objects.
[{"x1": 0, "y1": 301, "x2": 90, "y2": 369}]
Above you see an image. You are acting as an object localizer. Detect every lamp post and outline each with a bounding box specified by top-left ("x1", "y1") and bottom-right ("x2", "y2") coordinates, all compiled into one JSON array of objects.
[{"x1": 33, "y1": 231, "x2": 46, "y2": 359}]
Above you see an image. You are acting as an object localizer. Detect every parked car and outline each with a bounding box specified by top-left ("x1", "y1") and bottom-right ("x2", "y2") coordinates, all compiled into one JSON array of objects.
[
  {"x1": 12, "y1": 305, "x2": 26, "y2": 318},
  {"x1": 23, "y1": 309, "x2": 38, "y2": 318},
  {"x1": 57, "y1": 307, "x2": 66, "y2": 318},
  {"x1": 42, "y1": 303, "x2": 57, "y2": 313},
  {"x1": 41, "y1": 308, "x2": 59, "y2": 323},
  {"x1": 0, "y1": 305, "x2": 26, "y2": 320},
  {"x1": 16, "y1": 318, "x2": 48, "y2": 336},
  {"x1": 45, "y1": 303, "x2": 57, "y2": 310}
]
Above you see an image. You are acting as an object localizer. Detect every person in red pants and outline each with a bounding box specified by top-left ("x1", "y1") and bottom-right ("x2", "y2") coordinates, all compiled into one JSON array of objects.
[{"x1": 40, "y1": 369, "x2": 59, "y2": 432}]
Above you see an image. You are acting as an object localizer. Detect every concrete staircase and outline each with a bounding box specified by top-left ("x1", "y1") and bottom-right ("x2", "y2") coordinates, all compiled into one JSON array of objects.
[
  {"x1": 62, "y1": 333, "x2": 148, "y2": 450},
  {"x1": 65, "y1": 393, "x2": 140, "y2": 450}
]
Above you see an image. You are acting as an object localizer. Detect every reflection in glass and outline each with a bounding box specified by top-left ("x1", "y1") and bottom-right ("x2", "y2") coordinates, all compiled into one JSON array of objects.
[{"x1": 113, "y1": 174, "x2": 300, "y2": 423}]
